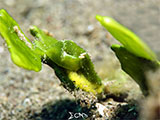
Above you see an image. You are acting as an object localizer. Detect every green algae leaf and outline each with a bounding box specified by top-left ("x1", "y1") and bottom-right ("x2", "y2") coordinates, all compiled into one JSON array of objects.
[
  {"x1": 96, "y1": 15, "x2": 157, "y2": 61},
  {"x1": 30, "y1": 26, "x2": 58, "y2": 52},
  {"x1": 30, "y1": 26, "x2": 82, "y2": 71},
  {"x1": 49, "y1": 41, "x2": 103, "y2": 94},
  {"x1": 30, "y1": 26, "x2": 103, "y2": 94},
  {"x1": 111, "y1": 44, "x2": 158, "y2": 96},
  {"x1": 46, "y1": 40, "x2": 83, "y2": 71},
  {"x1": 0, "y1": 9, "x2": 41, "y2": 72}
]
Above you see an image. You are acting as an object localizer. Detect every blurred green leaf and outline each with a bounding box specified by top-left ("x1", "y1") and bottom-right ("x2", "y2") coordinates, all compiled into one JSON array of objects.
[
  {"x1": 0, "y1": 9, "x2": 41, "y2": 72},
  {"x1": 111, "y1": 44, "x2": 158, "y2": 96},
  {"x1": 96, "y1": 15, "x2": 157, "y2": 61}
]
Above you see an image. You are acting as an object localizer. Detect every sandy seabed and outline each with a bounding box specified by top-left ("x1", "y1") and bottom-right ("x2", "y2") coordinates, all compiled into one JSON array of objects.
[{"x1": 0, "y1": 0, "x2": 160, "y2": 119}]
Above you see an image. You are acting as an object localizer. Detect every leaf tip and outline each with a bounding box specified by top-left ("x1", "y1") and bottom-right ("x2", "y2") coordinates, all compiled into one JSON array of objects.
[
  {"x1": 95, "y1": 15, "x2": 103, "y2": 22},
  {"x1": 96, "y1": 15, "x2": 114, "y2": 25},
  {"x1": 0, "y1": 9, "x2": 6, "y2": 14},
  {"x1": 111, "y1": 44, "x2": 121, "y2": 51}
]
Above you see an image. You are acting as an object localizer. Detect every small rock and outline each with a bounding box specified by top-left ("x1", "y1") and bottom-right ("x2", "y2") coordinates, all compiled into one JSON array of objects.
[
  {"x1": 23, "y1": 98, "x2": 32, "y2": 107},
  {"x1": 87, "y1": 25, "x2": 94, "y2": 32},
  {"x1": 96, "y1": 103, "x2": 109, "y2": 117}
]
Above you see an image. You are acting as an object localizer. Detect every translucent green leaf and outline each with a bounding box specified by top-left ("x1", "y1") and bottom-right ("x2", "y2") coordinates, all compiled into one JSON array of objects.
[
  {"x1": 111, "y1": 44, "x2": 158, "y2": 96},
  {"x1": 30, "y1": 26, "x2": 83, "y2": 71},
  {"x1": 30, "y1": 26, "x2": 58, "y2": 52},
  {"x1": 30, "y1": 26, "x2": 103, "y2": 94},
  {"x1": 96, "y1": 15, "x2": 157, "y2": 61},
  {"x1": 0, "y1": 9, "x2": 41, "y2": 71},
  {"x1": 46, "y1": 39, "x2": 102, "y2": 85},
  {"x1": 46, "y1": 40, "x2": 83, "y2": 71}
]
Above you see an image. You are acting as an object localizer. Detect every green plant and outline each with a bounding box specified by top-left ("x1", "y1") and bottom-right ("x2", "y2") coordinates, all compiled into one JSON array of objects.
[
  {"x1": 0, "y1": 9, "x2": 103, "y2": 95},
  {"x1": 96, "y1": 15, "x2": 159, "y2": 96},
  {"x1": 0, "y1": 9, "x2": 159, "y2": 97}
]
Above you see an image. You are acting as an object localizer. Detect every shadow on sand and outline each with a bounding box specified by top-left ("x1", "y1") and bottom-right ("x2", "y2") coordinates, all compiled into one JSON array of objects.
[{"x1": 29, "y1": 99, "x2": 91, "y2": 120}]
